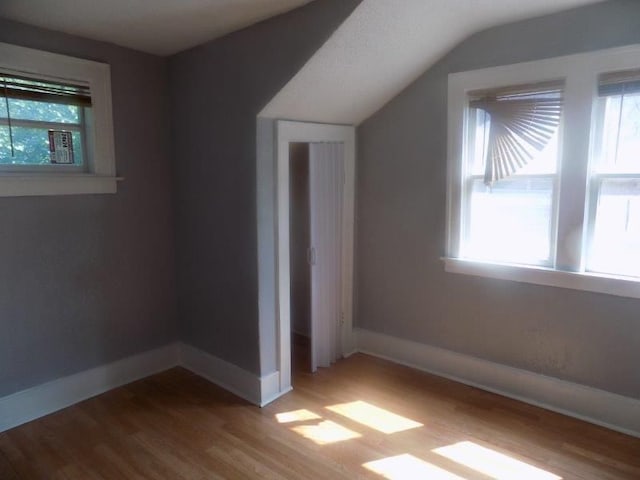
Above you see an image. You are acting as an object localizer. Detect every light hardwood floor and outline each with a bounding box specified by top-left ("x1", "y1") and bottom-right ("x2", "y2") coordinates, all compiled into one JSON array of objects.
[{"x1": 1, "y1": 352, "x2": 639, "y2": 479}]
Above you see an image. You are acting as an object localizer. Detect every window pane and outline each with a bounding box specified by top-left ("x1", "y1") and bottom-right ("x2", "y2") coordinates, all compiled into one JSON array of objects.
[
  {"x1": 463, "y1": 178, "x2": 554, "y2": 265},
  {"x1": 595, "y1": 93, "x2": 640, "y2": 174},
  {"x1": 0, "y1": 98, "x2": 80, "y2": 124},
  {"x1": 71, "y1": 131, "x2": 84, "y2": 165},
  {"x1": 588, "y1": 179, "x2": 640, "y2": 277},
  {"x1": 0, "y1": 126, "x2": 83, "y2": 166}
]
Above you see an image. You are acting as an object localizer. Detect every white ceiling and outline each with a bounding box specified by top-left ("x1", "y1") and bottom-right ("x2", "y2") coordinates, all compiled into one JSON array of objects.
[
  {"x1": 0, "y1": 0, "x2": 605, "y2": 126},
  {"x1": 261, "y1": 0, "x2": 604, "y2": 125},
  {"x1": 0, "y1": 0, "x2": 313, "y2": 56}
]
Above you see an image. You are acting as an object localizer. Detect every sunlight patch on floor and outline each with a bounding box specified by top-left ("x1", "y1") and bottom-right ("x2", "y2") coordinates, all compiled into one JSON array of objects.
[
  {"x1": 326, "y1": 400, "x2": 423, "y2": 434},
  {"x1": 291, "y1": 420, "x2": 361, "y2": 445},
  {"x1": 433, "y1": 441, "x2": 562, "y2": 480},
  {"x1": 275, "y1": 409, "x2": 322, "y2": 424},
  {"x1": 363, "y1": 454, "x2": 467, "y2": 480}
]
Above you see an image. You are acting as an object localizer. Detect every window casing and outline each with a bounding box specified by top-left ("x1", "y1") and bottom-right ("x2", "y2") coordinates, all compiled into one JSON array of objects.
[
  {"x1": 0, "y1": 42, "x2": 116, "y2": 196},
  {"x1": 446, "y1": 45, "x2": 640, "y2": 299}
]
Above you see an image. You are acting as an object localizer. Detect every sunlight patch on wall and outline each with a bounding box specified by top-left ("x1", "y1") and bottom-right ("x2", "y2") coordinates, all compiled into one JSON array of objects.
[
  {"x1": 433, "y1": 441, "x2": 562, "y2": 480},
  {"x1": 291, "y1": 420, "x2": 361, "y2": 445},
  {"x1": 363, "y1": 454, "x2": 467, "y2": 480},
  {"x1": 326, "y1": 400, "x2": 423, "y2": 434}
]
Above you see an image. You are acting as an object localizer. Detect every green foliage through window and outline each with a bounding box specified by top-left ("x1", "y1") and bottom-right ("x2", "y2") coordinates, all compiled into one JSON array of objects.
[{"x1": 0, "y1": 98, "x2": 84, "y2": 166}]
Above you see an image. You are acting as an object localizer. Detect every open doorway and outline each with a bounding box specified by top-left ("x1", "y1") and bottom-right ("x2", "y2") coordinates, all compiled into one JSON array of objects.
[
  {"x1": 275, "y1": 120, "x2": 355, "y2": 394},
  {"x1": 289, "y1": 143, "x2": 312, "y2": 373},
  {"x1": 289, "y1": 141, "x2": 345, "y2": 376}
]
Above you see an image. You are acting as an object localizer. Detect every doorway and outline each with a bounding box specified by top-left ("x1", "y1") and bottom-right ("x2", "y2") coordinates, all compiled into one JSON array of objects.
[
  {"x1": 275, "y1": 121, "x2": 355, "y2": 393},
  {"x1": 289, "y1": 142, "x2": 345, "y2": 375},
  {"x1": 289, "y1": 143, "x2": 312, "y2": 373}
]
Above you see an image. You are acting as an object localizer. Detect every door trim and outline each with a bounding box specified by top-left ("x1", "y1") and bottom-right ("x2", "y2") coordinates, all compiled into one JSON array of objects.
[{"x1": 275, "y1": 120, "x2": 356, "y2": 393}]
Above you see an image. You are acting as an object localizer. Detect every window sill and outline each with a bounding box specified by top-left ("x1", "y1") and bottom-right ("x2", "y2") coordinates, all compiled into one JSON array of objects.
[
  {"x1": 0, "y1": 174, "x2": 119, "y2": 197},
  {"x1": 442, "y1": 257, "x2": 640, "y2": 300}
]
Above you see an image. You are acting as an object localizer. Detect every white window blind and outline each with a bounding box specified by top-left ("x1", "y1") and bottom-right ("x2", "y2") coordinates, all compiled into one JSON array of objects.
[
  {"x1": 598, "y1": 69, "x2": 640, "y2": 97},
  {"x1": 469, "y1": 82, "x2": 564, "y2": 185},
  {"x1": 1, "y1": 74, "x2": 91, "y2": 107}
]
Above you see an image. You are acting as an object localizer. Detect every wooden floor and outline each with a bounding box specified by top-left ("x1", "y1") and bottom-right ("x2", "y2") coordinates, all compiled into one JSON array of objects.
[{"x1": 1, "y1": 351, "x2": 639, "y2": 479}]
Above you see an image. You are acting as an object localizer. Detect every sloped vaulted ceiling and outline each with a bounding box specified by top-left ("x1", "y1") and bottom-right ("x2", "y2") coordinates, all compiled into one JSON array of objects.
[
  {"x1": 0, "y1": 0, "x2": 314, "y2": 55},
  {"x1": 0, "y1": 0, "x2": 604, "y2": 125},
  {"x1": 260, "y1": 0, "x2": 604, "y2": 125}
]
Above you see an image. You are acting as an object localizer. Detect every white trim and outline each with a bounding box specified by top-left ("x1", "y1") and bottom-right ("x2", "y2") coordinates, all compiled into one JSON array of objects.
[
  {"x1": 178, "y1": 344, "x2": 289, "y2": 407},
  {"x1": 179, "y1": 343, "x2": 262, "y2": 405},
  {"x1": 0, "y1": 42, "x2": 117, "y2": 196},
  {"x1": 446, "y1": 43, "x2": 640, "y2": 297},
  {"x1": 443, "y1": 257, "x2": 640, "y2": 299},
  {"x1": 0, "y1": 174, "x2": 117, "y2": 197},
  {"x1": 0, "y1": 343, "x2": 292, "y2": 433},
  {"x1": 356, "y1": 328, "x2": 640, "y2": 438},
  {"x1": 274, "y1": 120, "x2": 356, "y2": 396},
  {"x1": 2, "y1": 337, "x2": 637, "y2": 438},
  {"x1": 0, "y1": 343, "x2": 179, "y2": 432},
  {"x1": 178, "y1": 344, "x2": 290, "y2": 407},
  {"x1": 260, "y1": 371, "x2": 292, "y2": 407}
]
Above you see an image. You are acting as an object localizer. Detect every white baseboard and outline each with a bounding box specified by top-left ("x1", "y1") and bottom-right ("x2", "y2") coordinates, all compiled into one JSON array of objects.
[
  {"x1": 291, "y1": 329, "x2": 310, "y2": 339},
  {"x1": 355, "y1": 328, "x2": 640, "y2": 438},
  {"x1": 7, "y1": 332, "x2": 635, "y2": 439},
  {"x1": 0, "y1": 343, "x2": 180, "y2": 432},
  {"x1": 179, "y1": 343, "x2": 262, "y2": 405},
  {"x1": 0, "y1": 342, "x2": 292, "y2": 433},
  {"x1": 178, "y1": 343, "x2": 290, "y2": 407},
  {"x1": 260, "y1": 371, "x2": 291, "y2": 407}
]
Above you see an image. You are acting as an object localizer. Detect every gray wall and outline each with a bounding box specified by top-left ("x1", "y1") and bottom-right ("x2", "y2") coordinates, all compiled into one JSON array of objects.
[
  {"x1": 169, "y1": 0, "x2": 360, "y2": 375},
  {"x1": 0, "y1": 20, "x2": 176, "y2": 397},
  {"x1": 356, "y1": 0, "x2": 640, "y2": 399}
]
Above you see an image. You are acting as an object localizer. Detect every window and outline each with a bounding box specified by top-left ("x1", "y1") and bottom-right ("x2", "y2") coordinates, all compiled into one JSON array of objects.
[
  {"x1": 0, "y1": 42, "x2": 116, "y2": 196},
  {"x1": 446, "y1": 45, "x2": 640, "y2": 299},
  {"x1": 462, "y1": 83, "x2": 562, "y2": 266},
  {"x1": 1, "y1": 74, "x2": 89, "y2": 170},
  {"x1": 587, "y1": 70, "x2": 640, "y2": 278}
]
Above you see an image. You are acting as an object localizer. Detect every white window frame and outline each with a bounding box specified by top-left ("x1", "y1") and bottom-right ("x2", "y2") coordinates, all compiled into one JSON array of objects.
[
  {"x1": 445, "y1": 44, "x2": 640, "y2": 299},
  {"x1": 584, "y1": 92, "x2": 640, "y2": 278},
  {"x1": 0, "y1": 42, "x2": 117, "y2": 196}
]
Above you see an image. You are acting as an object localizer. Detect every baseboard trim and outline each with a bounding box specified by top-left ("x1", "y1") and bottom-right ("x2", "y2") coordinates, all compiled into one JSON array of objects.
[
  {"x1": 179, "y1": 343, "x2": 262, "y2": 405},
  {"x1": 0, "y1": 343, "x2": 180, "y2": 433},
  {"x1": 261, "y1": 385, "x2": 293, "y2": 407},
  {"x1": 178, "y1": 345, "x2": 290, "y2": 408},
  {"x1": 355, "y1": 328, "x2": 640, "y2": 438},
  {"x1": 7, "y1": 332, "x2": 634, "y2": 438},
  {"x1": 0, "y1": 342, "x2": 293, "y2": 433},
  {"x1": 258, "y1": 371, "x2": 282, "y2": 407}
]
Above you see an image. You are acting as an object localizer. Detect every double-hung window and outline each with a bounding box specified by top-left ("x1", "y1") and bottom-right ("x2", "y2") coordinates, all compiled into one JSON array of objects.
[
  {"x1": 446, "y1": 45, "x2": 640, "y2": 298},
  {"x1": 0, "y1": 42, "x2": 116, "y2": 196},
  {"x1": 587, "y1": 71, "x2": 640, "y2": 278},
  {"x1": 462, "y1": 83, "x2": 562, "y2": 266}
]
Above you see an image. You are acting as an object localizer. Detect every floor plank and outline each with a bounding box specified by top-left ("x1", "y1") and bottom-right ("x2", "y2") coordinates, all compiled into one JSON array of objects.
[
  {"x1": 0, "y1": 448, "x2": 20, "y2": 480},
  {"x1": 1, "y1": 352, "x2": 639, "y2": 479}
]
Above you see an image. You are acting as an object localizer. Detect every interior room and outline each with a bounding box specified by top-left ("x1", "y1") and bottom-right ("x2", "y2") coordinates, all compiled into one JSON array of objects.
[{"x1": 0, "y1": 0, "x2": 639, "y2": 478}]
